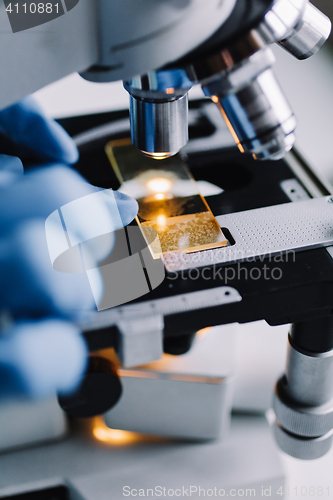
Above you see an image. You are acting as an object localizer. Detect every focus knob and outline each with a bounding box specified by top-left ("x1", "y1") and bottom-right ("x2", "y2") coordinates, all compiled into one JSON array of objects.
[{"x1": 58, "y1": 356, "x2": 122, "y2": 418}]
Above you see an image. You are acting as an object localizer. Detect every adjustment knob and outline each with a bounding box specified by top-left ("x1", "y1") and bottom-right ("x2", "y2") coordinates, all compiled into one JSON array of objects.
[{"x1": 58, "y1": 356, "x2": 122, "y2": 418}]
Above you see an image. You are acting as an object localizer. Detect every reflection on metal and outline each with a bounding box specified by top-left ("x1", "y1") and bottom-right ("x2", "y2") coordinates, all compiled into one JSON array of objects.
[
  {"x1": 144, "y1": 152, "x2": 174, "y2": 160},
  {"x1": 92, "y1": 416, "x2": 166, "y2": 445},
  {"x1": 92, "y1": 417, "x2": 142, "y2": 445}
]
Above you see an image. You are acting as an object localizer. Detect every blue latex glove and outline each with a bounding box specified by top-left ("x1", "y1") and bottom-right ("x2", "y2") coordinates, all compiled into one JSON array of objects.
[
  {"x1": 0, "y1": 97, "x2": 138, "y2": 401},
  {"x1": 0, "y1": 96, "x2": 78, "y2": 165}
]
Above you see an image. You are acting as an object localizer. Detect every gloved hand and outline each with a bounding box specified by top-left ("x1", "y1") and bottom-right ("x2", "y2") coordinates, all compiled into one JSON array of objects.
[{"x1": 0, "y1": 97, "x2": 138, "y2": 401}]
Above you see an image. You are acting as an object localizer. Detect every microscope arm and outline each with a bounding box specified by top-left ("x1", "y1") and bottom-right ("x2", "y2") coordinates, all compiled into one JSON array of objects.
[
  {"x1": 0, "y1": 0, "x2": 97, "y2": 109},
  {"x1": 0, "y1": 0, "x2": 330, "y2": 163},
  {"x1": 0, "y1": 0, "x2": 235, "y2": 109}
]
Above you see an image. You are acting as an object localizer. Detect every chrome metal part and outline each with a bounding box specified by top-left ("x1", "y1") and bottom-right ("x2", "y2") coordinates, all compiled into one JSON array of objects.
[
  {"x1": 117, "y1": 315, "x2": 164, "y2": 367},
  {"x1": 83, "y1": 287, "x2": 242, "y2": 331},
  {"x1": 203, "y1": 64, "x2": 296, "y2": 160},
  {"x1": 274, "y1": 375, "x2": 333, "y2": 437},
  {"x1": 124, "y1": 75, "x2": 191, "y2": 158},
  {"x1": 258, "y1": 0, "x2": 331, "y2": 59},
  {"x1": 122, "y1": 0, "x2": 330, "y2": 160},
  {"x1": 186, "y1": 31, "x2": 265, "y2": 84},
  {"x1": 280, "y1": 1, "x2": 331, "y2": 59},
  {"x1": 286, "y1": 338, "x2": 333, "y2": 406},
  {"x1": 273, "y1": 335, "x2": 333, "y2": 459},
  {"x1": 128, "y1": 92, "x2": 188, "y2": 158},
  {"x1": 258, "y1": 0, "x2": 307, "y2": 44},
  {"x1": 273, "y1": 423, "x2": 333, "y2": 460}
]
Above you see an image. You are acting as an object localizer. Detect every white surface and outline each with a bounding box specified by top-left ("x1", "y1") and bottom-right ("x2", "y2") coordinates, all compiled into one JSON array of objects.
[
  {"x1": 272, "y1": 43, "x2": 333, "y2": 183},
  {"x1": 233, "y1": 321, "x2": 288, "y2": 412},
  {"x1": 0, "y1": 414, "x2": 284, "y2": 500},
  {"x1": 280, "y1": 447, "x2": 333, "y2": 499},
  {"x1": 0, "y1": 397, "x2": 67, "y2": 452}
]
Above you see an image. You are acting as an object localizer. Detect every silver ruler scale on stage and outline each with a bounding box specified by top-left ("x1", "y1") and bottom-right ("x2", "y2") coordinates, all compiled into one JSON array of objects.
[{"x1": 83, "y1": 286, "x2": 242, "y2": 331}]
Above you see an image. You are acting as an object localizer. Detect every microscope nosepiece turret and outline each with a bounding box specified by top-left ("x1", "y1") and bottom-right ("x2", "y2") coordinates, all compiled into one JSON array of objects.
[{"x1": 124, "y1": 0, "x2": 330, "y2": 161}]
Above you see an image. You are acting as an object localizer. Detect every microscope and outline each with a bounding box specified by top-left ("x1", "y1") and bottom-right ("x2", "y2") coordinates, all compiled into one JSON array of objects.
[{"x1": 0, "y1": 0, "x2": 332, "y2": 461}]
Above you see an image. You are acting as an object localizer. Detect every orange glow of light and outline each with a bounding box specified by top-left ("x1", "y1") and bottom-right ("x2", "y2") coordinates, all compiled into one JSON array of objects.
[
  {"x1": 155, "y1": 193, "x2": 165, "y2": 200},
  {"x1": 92, "y1": 417, "x2": 141, "y2": 446},
  {"x1": 168, "y1": 374, "x2": 222, "y2": 384},
  {"x1": 146, "y1": 177, "x2": 172, "y2": 193},
  {"x1": 196, "y1": 327, "x2": 212, "y2": 339},
  {"x1": 143, "y1": 152, "x2": 175, "y2": 160},
  {"x1": 118, "y1": 369, "x2": 159, "y2": 379},
  {"x1": 166, "y1": 87, "x2": 175, "y2": 94},
  {"x1": 156, "y1": 215, "x2": 166, "y2": 228},
  {"x1": 211, "y1": 96, "x2": 244, "y2": 153}
]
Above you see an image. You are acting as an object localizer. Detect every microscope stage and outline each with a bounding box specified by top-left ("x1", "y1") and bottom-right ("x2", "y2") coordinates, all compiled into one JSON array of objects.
[{"x1": 57, "y1": 100, "x2": 333, "y2": 353}]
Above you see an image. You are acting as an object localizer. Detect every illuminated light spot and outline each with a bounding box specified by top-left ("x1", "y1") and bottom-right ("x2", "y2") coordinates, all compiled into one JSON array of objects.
[
  {"x1": 196, "y1": 327, "x2": 212, "y2": 339},
  {"x1": 92, "y1": 417, "x2": 140, "y2": 445},
  {"x1": 155, "y1": 193, "x2": 165, "y2": 200},
  {"x1": 91, "y1": 416, "x2": 168, "y2": 446},
  {"x1": 146, "y1": 177, "x2": 172, "y2": 193},
  {"x1": 212, "y1": 97, "x2": 243, "y2": 149},
  {"x1": 156, "y1": 215, "x2": 166, "y2": 228},
  {"x1": 166, "y1": 87, "x2": 175, "y2": 94},
  {"x1": 143, "y1": 152, "x2": 176, "y2": 160}
]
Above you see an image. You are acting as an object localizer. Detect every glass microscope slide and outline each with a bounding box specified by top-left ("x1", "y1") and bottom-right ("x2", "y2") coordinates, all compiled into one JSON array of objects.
[{"x1": 106, "y1": 138, "x2": 227, "y2": 259}]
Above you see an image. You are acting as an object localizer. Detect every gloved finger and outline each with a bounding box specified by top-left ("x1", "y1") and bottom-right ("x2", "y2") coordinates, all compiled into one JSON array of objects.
[
  {"x1": 0, "y1": 155, "x2": 23, "y2": 186},
  {"x1": 0, "y1": 165, "x2": 138, "y2": 237},
  {"x1": 0, "y1": 319, "x2": 88, "y2": 400},
  {"x1": 0, "y1": 96, "x2": 78, "y2": 165},
  {"x1": 0, "y1": 221, "x2": 99, "y2": 321}
]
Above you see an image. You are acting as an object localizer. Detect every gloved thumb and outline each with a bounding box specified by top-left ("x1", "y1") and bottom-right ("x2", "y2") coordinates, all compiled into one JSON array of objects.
[{"x1": 0, "y1": 319, "x2": 88, "y2": 400}]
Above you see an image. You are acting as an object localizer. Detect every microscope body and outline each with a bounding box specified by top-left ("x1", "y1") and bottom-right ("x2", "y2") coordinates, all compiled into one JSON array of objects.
[
  {"x1": 0, "y1": 0, "x2": 330, "y2": 161},
  {"x1": 0, "y1": 0, "x2": 332, "y2": 461},
  {"x1": 0, "y1": 0, "x2": 235, "y2": 108}
]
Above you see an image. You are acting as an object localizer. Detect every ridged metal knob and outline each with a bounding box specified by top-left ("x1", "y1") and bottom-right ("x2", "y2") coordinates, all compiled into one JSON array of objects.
[
  {"x1": 273, "y1": 376, "x2": 333, "y2": 438},
  {"x1": 273, "y1": 423, "x2": 333, "y2": 460},
  {"x1": 273, "y1": 335, "x2": 333, "y2": 459}
]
